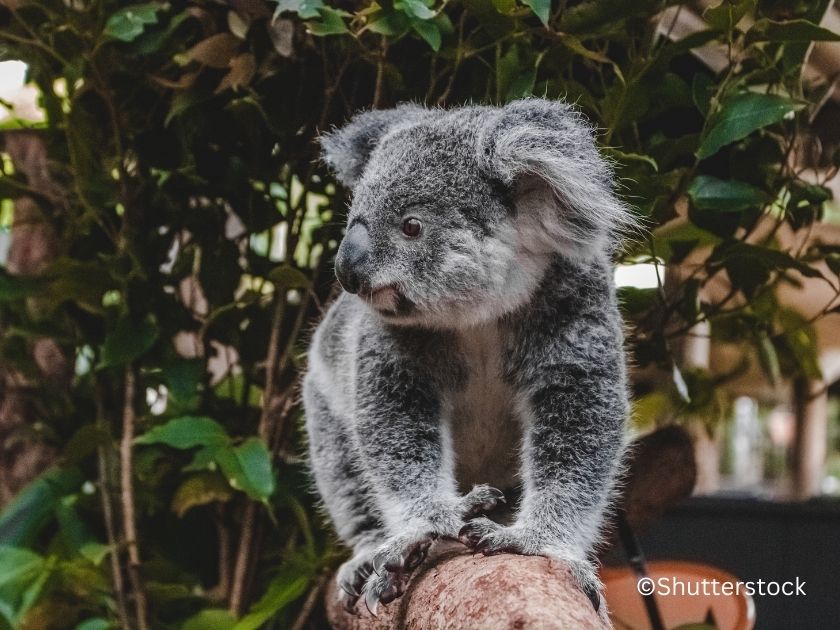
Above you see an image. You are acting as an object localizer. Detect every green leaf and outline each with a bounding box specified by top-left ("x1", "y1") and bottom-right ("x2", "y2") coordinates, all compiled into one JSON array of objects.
[
  {"x1": 76, "y1": 619, "x2": 114, "y2": 630},
  {"x1": 63, "y1": 424, "x2": 110, "y2": 464},
  {"x1": 135, "y1": 416, "x2": 229, "y2": 449},
  {"x1": 698, "y1": 93, "x2": 800, "y2": 160},
  {"x1": 757, "y1": 332, "x2": 781, "y2": 386},
  {"x1": 395, "y1": 0, "x2": 436, "y2": 20},
  {"x1": 746, "y1": 18, "x2": 840, "y2": 44},
  {"x1": 171, "y1": 472, "x2": 234, "y2": 517},
  {"x1": 0, "y1": 547, "x2": 44, "y2": 588},
  {"x1": 99, "y1": 316, "x2": 159, "y2": 368},
  {"x1": 307, "y1": 7, "x2": 350, "y2": 35},
  {"x1": 0, "y1": 270, "x2": 44, "y2": 302},
  {"x1": 103, "y1": 3, "x2": 162, "y2": 42},
  {"x1": 0, "y1": 467, "x2": 82, "y2": 547},
  {"x1": 275, "y1": 0, "x2": 324, "y2": 20},
  {"x1": 412, "y1": 18, "x2": 442, "y2": 51},
  {"x1": 523, "y1": 0, "x2": 550, "y2": 26},
  {"x1": 713, "y1": 241, "x2": 823, "y2": 297},
  {"x1": 367, "y1": 11, "x2": 411, "y2": 36},
  {"x1": 703, "y1": 0, "x2": 754, "y2": 33},
  {"x1": 182, "y1": 609, "x2": 237, "y2": 630},
  {"x1": 160, "y1": 358, "x2": 205, "y2": 410},
  {"x1": 0, "y1": 546, "x2": 48, "y2": 625},
  {"x1": 605, "y1": 149, "x2": 658, "y2": 172},
  {"x1": 79, "y1": 542, "x2": 111, "y2": 567},
  {"x1": 687, "y1": 175, "x2": 765, "y2": 212},
  {"x1": 268, "y1": 264, "x2": 311, "y2": 289},
  {"x1": 234, "y1": 557, "x2": 314, "y2": 630},
  {"x1": 650, "y1": 222, "x2": 722, "y2": 263},
  {"x1": 218, "y1": 438, "x2": 275, "y2": 502},
  {"x1": 618, "y1": 286, "x2": 657, "y2": 317}
]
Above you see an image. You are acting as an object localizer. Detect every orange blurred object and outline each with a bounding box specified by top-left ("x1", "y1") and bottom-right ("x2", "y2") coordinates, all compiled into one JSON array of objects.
[{"x1": 601, "y1": 560, "x2": 756, "y2": 630}]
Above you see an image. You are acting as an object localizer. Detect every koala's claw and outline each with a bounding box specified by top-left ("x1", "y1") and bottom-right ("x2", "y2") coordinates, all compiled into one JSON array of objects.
[
  {"x1": 362, "y1": 565, "x2": 405, "y2": 616},
  {"x1": 458, "y1": 516, "x2": 510, "y2": 550},
  {"x1": 372, "y1": 535, "x2": 434, "y2": 574},
  {"x1": 336, "y1": 552, "x2": 375, "y2": 611},
  {"x1": 460, "y1": 484, "x2": 506, "y2": 519},
  {"x1": 360, "y1": 533, "x2": 435, "y2": 614},
  {"x1": 583, "y1": 582, "x2": 601, "y2": 612}
]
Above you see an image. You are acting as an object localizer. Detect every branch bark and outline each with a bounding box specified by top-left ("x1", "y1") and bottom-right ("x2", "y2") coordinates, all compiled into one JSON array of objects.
[
  {"x1": 120, "y1": 366, "x2": 149, "y2": 630},
  {"x1": 326, "y1": 545, "x2": 610, "y2": 630}
]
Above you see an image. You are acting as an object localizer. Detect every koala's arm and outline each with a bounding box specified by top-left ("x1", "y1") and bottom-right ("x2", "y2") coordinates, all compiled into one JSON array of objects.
[
  {"x1": 512, "y1": 265, "x2": 627, "y2": 555},
  {"x1": 354, "y1": 343, "x2": 459, "y2": 534}
]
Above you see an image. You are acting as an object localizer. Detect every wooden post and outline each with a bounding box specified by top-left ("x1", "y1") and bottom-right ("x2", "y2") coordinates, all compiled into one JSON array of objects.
[{"x1": 792, "y1": 378, "x2": 828, "y2": 499}]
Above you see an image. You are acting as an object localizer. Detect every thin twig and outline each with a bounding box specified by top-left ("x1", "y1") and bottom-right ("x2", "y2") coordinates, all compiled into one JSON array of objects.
[
  {"x1": 120, "y1": 366, "x2": 149, "y2": 630},
  {"x1": 229, "y1": 293, "x2": 287, "y2": 615},
  {"x1": 96, "y1": 388, "x2": 131, "y2": 630},
  {"x1": 372, "y1": 37, "x2": 388, "y2": 109},
  {"x1": 290, "y1": 572, "x2": 328, "y2": 630}
]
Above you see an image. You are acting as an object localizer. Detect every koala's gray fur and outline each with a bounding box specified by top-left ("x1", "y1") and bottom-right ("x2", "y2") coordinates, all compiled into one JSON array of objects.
[{"x1": 303, "y1": 98, "x2": 632, "y2": 614}]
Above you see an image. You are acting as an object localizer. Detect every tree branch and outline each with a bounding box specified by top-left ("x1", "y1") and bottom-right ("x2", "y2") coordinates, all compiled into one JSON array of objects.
[
  {"x1": 120, "y1": 366, "x2": 149, "y2": 630},
  {"x1": 326, "y1": 546, "x2": 609, "y2": 629}
]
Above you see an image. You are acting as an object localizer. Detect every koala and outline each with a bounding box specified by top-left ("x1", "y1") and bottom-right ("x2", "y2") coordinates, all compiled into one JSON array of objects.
[{"x1": 303, "y1": 98, "x2": 633, "y2": 615}]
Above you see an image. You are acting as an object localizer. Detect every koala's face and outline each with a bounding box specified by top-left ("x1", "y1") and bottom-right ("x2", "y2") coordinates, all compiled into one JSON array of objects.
[
  {"x1": 335, "y1": 118, "x2": 529, "y2": 327},
  {"x1": 322, "y1": 100, "x2": 632, "y2": 328}
]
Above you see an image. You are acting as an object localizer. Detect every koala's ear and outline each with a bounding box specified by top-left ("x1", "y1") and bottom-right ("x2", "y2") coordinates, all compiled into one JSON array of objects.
[
  {"x1": 478, "y1": 98, "x2": 635, "y2": 253},
  {"x1": 320, "y1": 104, "x2": 427, "y2": 188}
]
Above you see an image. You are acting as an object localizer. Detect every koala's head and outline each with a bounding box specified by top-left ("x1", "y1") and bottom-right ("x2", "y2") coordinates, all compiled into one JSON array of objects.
[{"x1": 320, "y1": 98, "x2": 633, "y2": 328}]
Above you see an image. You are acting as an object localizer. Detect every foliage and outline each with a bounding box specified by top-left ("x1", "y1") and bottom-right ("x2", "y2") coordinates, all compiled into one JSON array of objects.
[{"x1": 0, "y1": 0, "x2": 838, "y2": 627}]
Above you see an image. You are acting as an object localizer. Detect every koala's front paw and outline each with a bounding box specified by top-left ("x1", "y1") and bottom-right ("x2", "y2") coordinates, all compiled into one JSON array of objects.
[
  {"x1": 360, "y1": 532, "x2": 435, "y2": 615},
  {"x1": 458, "y1": 517, "x2": 603, "y2": 611},
  {"x1": 335, "y1": 550, "x2": 375, "y2": 611},
  {"x1": 459, "y1": 484, "x2": 506, "y2": 519}
]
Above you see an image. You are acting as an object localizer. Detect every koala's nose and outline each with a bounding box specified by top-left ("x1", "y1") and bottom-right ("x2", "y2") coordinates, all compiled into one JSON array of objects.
[{"x1": 335, "y1": 222, "x2": 371, "y2": 294}]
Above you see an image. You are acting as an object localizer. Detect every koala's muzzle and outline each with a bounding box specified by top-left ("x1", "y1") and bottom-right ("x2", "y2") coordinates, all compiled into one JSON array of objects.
[{"x1": 335, "y1": 222, "x2": 371, "y2": 294}]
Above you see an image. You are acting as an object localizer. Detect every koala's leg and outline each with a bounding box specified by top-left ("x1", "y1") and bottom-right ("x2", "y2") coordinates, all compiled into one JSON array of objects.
[
  {"x1": 353, "y1": 360, "x2": 504, "y2": 612},
  {"x1": 459, "y1": 314, "x2": 627, "y2": 611},
  {"x1": 304, "y1": 387, "x2": 386, "y2": 609}
]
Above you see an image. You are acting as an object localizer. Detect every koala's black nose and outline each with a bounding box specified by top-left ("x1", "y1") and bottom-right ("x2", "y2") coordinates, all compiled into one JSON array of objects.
[{"x1": 335, "y1": 222, "x2": 371, "y2": 294}]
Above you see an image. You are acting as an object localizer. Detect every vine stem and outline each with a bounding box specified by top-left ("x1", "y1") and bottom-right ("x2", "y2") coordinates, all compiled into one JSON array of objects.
[{"x1": 121, "y1": 366, "x2": 149, "y2": 630}]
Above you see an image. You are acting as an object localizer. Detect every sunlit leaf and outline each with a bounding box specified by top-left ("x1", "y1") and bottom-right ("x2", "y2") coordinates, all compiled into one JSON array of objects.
[
  {"x1": 182, "y1": 609, "x2": 236, "y2": 630},
  {"x1": 275, "y1": 0, "x2": 324, "y2": 20},
  {"x1": 268, "y1": 265, "x2": 311, "y2": 289},
  {"x1": 218, "y1": 438, "x2": 276, "y2": 502},
  {"x1": 307, "y1": 7, "x2": 350, "y2": 36},
  {"x1": 698, "y1": 93, "x2": 800, "y2": 160},
  {"x1": 103, "y1": 3, "x2": 162, "y2": 42},
  {"x1": 171, "y1": 472, "x2": 234, "y2": 517},
  {"x1": 523, "y1": 0, "x2": 550, "y2": 26}
]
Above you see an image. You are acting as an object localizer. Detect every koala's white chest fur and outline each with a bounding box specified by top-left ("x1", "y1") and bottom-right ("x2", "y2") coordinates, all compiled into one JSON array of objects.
[{"x1": 447, "y1": 322, "x2": 522, "y2": 493}]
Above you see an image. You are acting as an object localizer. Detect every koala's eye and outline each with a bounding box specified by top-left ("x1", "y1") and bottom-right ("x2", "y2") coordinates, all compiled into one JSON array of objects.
[{"x1": 402, "y1": 217, "x2": 423, "y2": 238}]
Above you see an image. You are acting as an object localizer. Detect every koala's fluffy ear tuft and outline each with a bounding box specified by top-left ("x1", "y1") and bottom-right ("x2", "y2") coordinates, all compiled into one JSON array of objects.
[
  {"x1": 320, "y1": 104, "x2": 427, "y2": 188},
  {"x1": 478, "y1": 98, "x2": 637, "y2": 255}
]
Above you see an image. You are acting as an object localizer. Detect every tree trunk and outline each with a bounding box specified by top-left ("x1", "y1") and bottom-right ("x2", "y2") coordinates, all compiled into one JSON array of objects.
[{"x1": 0, "y1": 130, "x2": 65, "y2": 505}]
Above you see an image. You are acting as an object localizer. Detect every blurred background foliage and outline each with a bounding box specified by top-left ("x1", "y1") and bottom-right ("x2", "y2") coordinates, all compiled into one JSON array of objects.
[{"x1": 0, "y1": 0, "x2": 838, "y2": 628}]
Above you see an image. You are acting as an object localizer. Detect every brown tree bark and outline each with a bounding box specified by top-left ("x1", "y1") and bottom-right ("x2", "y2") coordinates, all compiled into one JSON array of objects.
[
  {"x1": 0, "y1": 130, "x2": 64, "y2": 506},
  {"x1": 326, "y1": 544, "x2": 610, "y2": 630}
]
